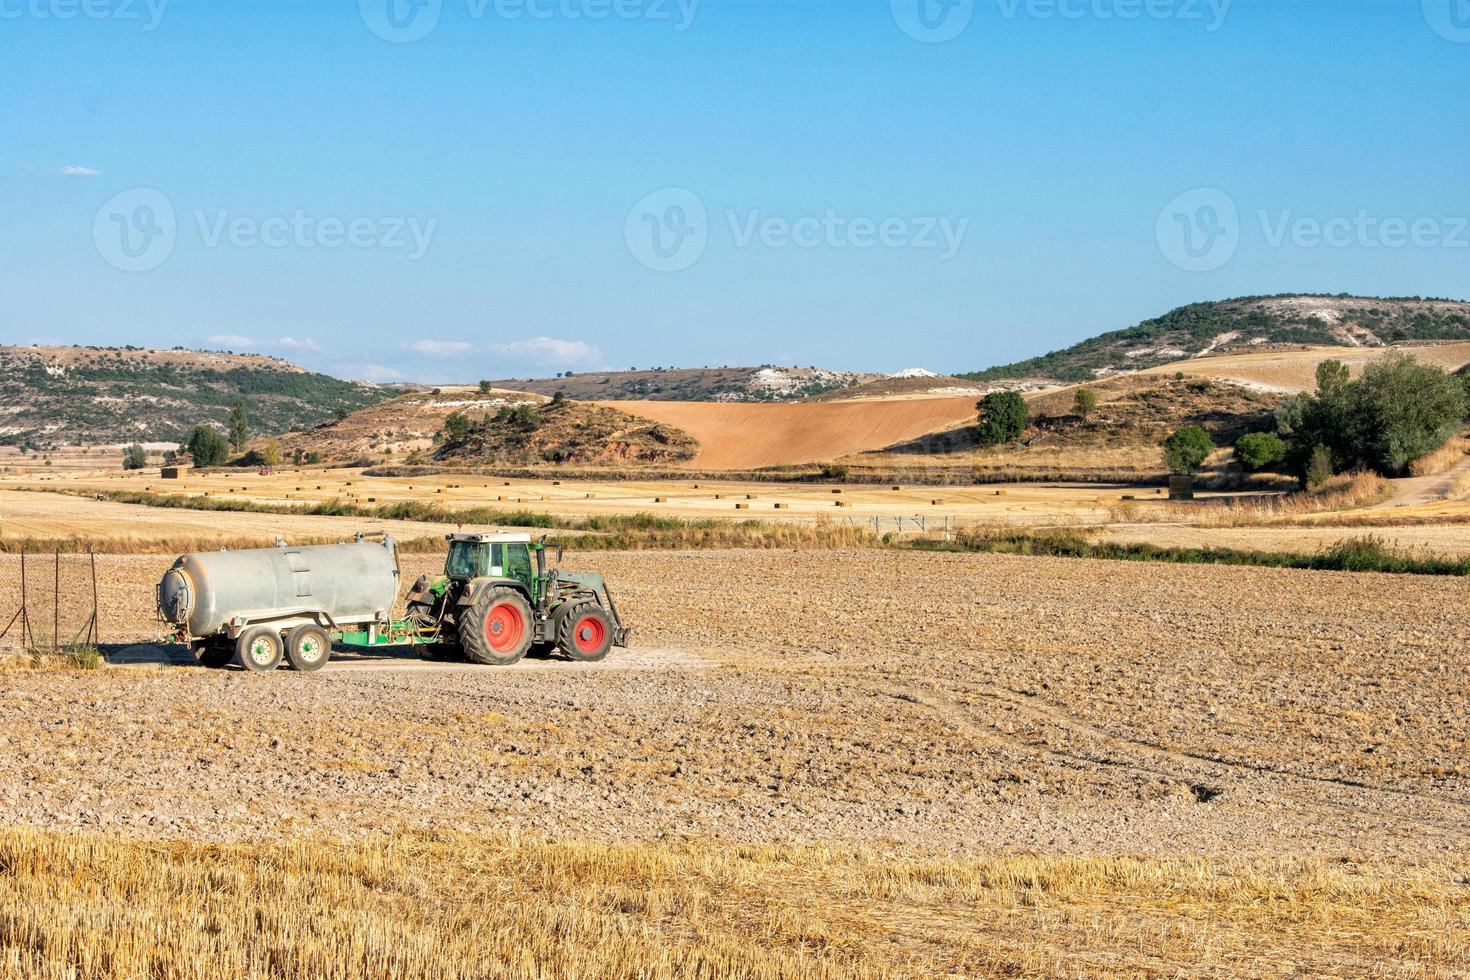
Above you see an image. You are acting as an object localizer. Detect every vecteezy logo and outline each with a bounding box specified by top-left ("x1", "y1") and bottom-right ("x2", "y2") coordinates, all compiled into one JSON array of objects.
[
  {"x1": 891, "y1": 0, "x2": 973, "y2": 43},
  {"x1": 1156, "y1": 188, "x2": 1239, "y2": 273},
  {"x1": 625, "y1": 188, "x2": 708, "y2": 272},
  {"x1": 1423, "y1": 0, "x2": 1470, "y2": 42},
  {"x1": 359, "y1": 0, "x2": 442, "y2": 42},
  {"x1": 93, "y1": 188, "x2": 177, "y2": 273}
]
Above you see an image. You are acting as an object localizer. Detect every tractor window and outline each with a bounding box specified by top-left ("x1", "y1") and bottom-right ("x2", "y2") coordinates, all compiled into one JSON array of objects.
[
  {"x1": 446, "y1": 542, "x2": 487, "y2": 579},
  {"x1": 501, "y1": 543, "x2": 533, "y2": 584}
]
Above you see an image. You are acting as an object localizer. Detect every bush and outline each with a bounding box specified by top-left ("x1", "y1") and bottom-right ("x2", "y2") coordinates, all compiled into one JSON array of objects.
[
  {"x1": 1162, "y1": 426, "x2": 1215, "y2": 475},
  {"x1": 1072, "y1": 387, "x2": 1098, "y2": 420},
  {"x1": 443, "y1": 411, "x2": 471, "y2": 442},
  {"x1": 183, "y1": 425, "x2": 229, "y2": 467},
  {"x1": 122, "y1": 444, "x2": 148, "y2": 470},
  {"x1": 976, "y1": 391, "x2": 1028, "y2": 446},
  {"x1": 1305, "y1": 444, "x2": 1334, "y2": 489},
  {"x1": 1235, "y1": 431, "x2": 1286, "y2": 472}
]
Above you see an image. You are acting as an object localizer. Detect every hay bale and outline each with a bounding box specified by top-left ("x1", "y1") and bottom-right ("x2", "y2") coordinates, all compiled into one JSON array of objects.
[
  {"x1": 773, "y1": 503, "x2": 789, "y2": 510},
  {"x1": 891, "y1": 485, "x2": 902, "y2": 491},
  {"x1": 831, "y1": 489, "x2": 843, "y2": 494},
  {"x1": 735, "y1": 503, "x2": 749, "y2": 510},
  {"x1": 654, "y1": 497, "x2": 667, "y2": 503},
  {"x1": 834, "y1": 501, "x2": 849, "y2": 507},
  {"x1": 931, "y1": 499, "x2": 944, "y2": 506}
]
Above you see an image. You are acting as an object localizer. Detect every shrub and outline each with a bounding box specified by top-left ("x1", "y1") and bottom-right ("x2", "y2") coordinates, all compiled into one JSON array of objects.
[
  {"x1": 122, "y1": 444, "x2": 148, "y2": 470},
  {"x1": 1072, "y1": 387, "x2": 1098, "y2": 420},
  {"x1": 976, "y1": 391, "x2": 1028, "y2": 446},
  {"x1": 1305, "y1": 444, "x2": 1334, "y2": 489},
  {"x1": 443, "y1": 411, "x2": 471, "y2": 442},
  {"x1": 183, "y1": 425, "x2": 229, "y2": 467},
  {"x1": 1162, "y1": 426, "x2": 1215, "y2": 475},
  {"x1": 1235, "y1": 431, "x2": 1286, "y2": 472}
]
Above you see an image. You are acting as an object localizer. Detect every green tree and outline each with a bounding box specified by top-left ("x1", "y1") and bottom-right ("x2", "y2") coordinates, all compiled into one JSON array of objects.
[
  {"x1": 122, "y1": 444, "x2": 148, "y2": 470},
  {"x1": 550, "y1": 390, "x2": 567, "y2": 407},
  {"x1": 184, "y1": 425, "x2": 229, "y2": 467},
  {"x1": 1072, "y1": 387, "x2": 1098, "y2": 420},
  {"x1": 976, "y1": 391, "x2": 1028, "y2": 446},
  {"x1": 1305, "y1": 444, "x2": 1335, "y2": 489},
  {"x1": 1162, "y1": 426, "x2": 1215, "y2": 475},
  {"x1": 443, "y1": 411, "x2": 471, "y2": 442},
  {"x1": 261, "y1": 438, "x2": 282, "y2": 467},
  {"x1": 1315, "y1": 359, "x2": 1351, "y2": 398},
  {"x1": 1344, "y1": 353, "x2": 1468, "y2": 475},
  {"x1": 227, "y1": 398, "x2": 249, "y2": 452},
  {"x1": 1235, "y1": 431, "x2": 1286, "y2": 472},
  {"x1": 478, "y1": 380, "x2": 493, "y2": 393}
]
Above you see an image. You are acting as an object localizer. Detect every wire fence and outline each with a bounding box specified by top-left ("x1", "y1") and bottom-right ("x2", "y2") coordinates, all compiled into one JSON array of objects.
[{"x1": 0, "y1": 549, "x2": 101, "y2": 651}]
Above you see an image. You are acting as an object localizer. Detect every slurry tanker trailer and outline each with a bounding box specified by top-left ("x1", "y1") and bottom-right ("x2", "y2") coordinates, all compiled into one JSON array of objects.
[{"x1": 157, "y1": 531, "x2": 628, "y2": 672}]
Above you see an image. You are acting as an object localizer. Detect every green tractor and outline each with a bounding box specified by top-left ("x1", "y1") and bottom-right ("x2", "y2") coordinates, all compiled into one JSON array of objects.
[{"x1": 404, "y1": 532, "x2": 629, "y2": 665}]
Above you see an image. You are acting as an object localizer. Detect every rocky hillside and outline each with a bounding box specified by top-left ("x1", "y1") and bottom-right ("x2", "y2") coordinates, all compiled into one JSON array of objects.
[
  {"x1": 488, "y1": 365, "x2": 879, "y2": 403},
  {"x1": 273, "y1": 385, "x2": 544, "y2": 462},
  {"x1": 0, "y1": 346, "x2": 389, "y2": 447},
  {"x1": 961, "y1": 295, "x2": 1470, "y2": 384},
  {"x1": 436, "y1": 399, "x2": 697, "y2": 467}
]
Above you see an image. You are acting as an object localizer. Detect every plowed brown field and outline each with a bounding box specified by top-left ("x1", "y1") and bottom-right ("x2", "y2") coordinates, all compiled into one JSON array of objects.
[{"x1": 602, "y1": 395, "x2": 981, "y2": 469}]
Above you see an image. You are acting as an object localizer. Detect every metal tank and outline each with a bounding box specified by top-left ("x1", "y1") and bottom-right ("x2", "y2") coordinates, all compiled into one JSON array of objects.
[{"x1": 158, "y1": 535, "x2": 400, "y2": 639}]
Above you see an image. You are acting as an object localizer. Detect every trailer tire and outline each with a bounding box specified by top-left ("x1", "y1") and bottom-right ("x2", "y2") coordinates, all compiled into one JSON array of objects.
[
  {"x1": 558, "y1": 604, "x2": 614, "y2": 663},
  {"x1": 194, "y1": 643, "x2": 233, "y2": 669},
  {"x1": 235, "y1": 627, "x2": 284, "y2": 672},
  {"x1": 285, "y1": 625, "x2": 332, "y2": 672},
  {"x1": 459, "y1": 587, "x2": 533, "y2": 666}
]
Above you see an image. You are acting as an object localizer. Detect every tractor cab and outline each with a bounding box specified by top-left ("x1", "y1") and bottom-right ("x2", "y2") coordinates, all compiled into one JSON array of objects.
[{"x1": 445, "y1": 532, "x2": 536, "y2": 590}]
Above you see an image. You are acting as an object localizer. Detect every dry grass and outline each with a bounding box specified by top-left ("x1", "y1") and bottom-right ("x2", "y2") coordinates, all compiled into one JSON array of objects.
[
  {"x1": 1109, "y1": 472, "x2": 1391, "y2": 527},
  {"x1": 0, "y1": 828, "x2": 1464, "y2": 978},
  {"x1": 1411, "y1": 436, "x2": 1470, "y2": 477}
]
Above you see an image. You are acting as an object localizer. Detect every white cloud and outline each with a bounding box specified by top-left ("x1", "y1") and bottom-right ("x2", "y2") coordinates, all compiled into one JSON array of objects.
[
  {"x1": 405, "y1": 339, "x2": 475, "y2": 358},
  {"x1": 276, "y1": 336, "x2": 320, "y2": 352},
  {"x1": 207, "y1": 333, "x2": 256, "y2": 348},
  {"x1": 489, "y1": 337, "x2": 600, "y2": 366},
  {"x1": 60, "y1": 165, "x2": 101, "y2": 177}
]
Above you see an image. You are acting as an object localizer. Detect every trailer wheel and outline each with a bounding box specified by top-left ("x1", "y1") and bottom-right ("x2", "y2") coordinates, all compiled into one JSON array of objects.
[
  {"x1": 235, "y1": 627, "x2": 284, "y2": 672},
  {"x1": 194, "y1": 643, "x2": 233, "y2": 669},
  {"x1": 285, "y1": 625, "x2": 332, "y2": 672},
  {"x1": 459, "y1": 587, "x2": 533, "y2": 666},
  {"x1": 558, "y1": 604, "x2": 614, "y2": 663}
]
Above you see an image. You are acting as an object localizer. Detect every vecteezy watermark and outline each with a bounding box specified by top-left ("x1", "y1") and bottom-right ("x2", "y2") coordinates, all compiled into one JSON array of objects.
[
  {"x1": 892, "y1": 0, "x2": 1229, "y2": 42},
  {"x1": 1156, "y1": 188, "x2": 1470, "y2": 272},
  {"x1": 0, "y1": 0, "x2": 169, "y2": 30},
  {"x1": 624, "y1": 188, "x2": 969, "y2": 272},
  {"x1": 360, "y1": 0, "x2": 698, "y2": 43},
  {"x1": 93, "y1": 190, "x2": 438, "y2": 271},
  {"x1": 891, "y1": 0, "x2": 974, "y2": 43},
  {"x1": 1156, "y1": 188, "x2": 1240, "y2": 273},
  {"x1": 93, "y1": 188, "x2": 177, "y2": 273},
  {"x1": 1422, "y1": 0, "x2": 1470, "y2": 42},
  {"x1": 624, "y1": 188, "x2": 708, "y2": 273},
  {"x1": 1258, "y1": 210, "x2": 1470, "y2": 251}
]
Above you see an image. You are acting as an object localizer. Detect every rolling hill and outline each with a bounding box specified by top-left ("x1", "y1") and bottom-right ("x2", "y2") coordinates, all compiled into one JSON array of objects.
[
  {"x1": 0, "y1": 346, "x2": 391, "y2": 447},
  {"x1": 960, "y1": 295, "x2": 1470, "y2": 384},
  {"x1": 488, "y1": 365, "x2": 879, "y2": 403}
]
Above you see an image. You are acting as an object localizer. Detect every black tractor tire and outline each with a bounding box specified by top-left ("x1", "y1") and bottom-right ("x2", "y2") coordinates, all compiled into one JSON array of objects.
[
  {"x1": 193, "y1": 643, "x2": 233, "y2": 669},
  {"x1": 284, "y1": 624, "x2": 332, "y2": 672},
  {"x1": 557, "y1": 603, "x2": 615, "y2": 663},
  {"x1": 458, "y1": 587, "x2": 534, "y2": 666},
  {"x1": 235, "y1": 627, "x2": 284, "y2": 672}
]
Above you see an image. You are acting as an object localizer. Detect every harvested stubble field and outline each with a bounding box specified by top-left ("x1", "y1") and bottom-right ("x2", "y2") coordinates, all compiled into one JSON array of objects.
[{"x1": 1, "y1": 548, "x2": 1468, "y2": 975}]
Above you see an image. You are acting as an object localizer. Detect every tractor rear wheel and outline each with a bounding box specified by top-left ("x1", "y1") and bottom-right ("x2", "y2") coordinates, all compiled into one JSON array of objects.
[
  {"x1": 459, "y1": 587, "x2": 534, "y2": 666},
  {"x1": 235, "y1": 627, "x2": 284, "y2": 672},
  {"x1": 558, "y1": 604, "x2": 614, "y2": 663},
  {"x1": 284, "y1": 625, "x2": 332, "y2": 672}
]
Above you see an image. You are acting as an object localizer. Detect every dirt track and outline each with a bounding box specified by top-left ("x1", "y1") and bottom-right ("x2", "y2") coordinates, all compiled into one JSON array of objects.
[
  {"x1": 603, "y1": 396, "x2": 980, "y2": 468},
  {"x1": 2, "y1": 549, "x2": 1467, "y2": 859}
]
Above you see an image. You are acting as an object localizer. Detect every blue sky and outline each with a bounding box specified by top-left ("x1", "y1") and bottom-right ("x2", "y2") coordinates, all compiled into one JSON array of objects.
[{"x1": 2, "y1": 0, "x2": 1468, "y2": 382}]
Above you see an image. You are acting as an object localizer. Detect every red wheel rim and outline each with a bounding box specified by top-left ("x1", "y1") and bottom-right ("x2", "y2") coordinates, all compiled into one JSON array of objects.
[
  {"x1": 484, "y1": 601, "x2": 525, "y2": 653},
  {"x1": 573, "y1": 615, "x2": 606, "y2": 654}
]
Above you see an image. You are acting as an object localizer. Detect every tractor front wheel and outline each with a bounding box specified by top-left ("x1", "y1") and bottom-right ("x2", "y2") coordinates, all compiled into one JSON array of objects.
[
  {"x1": 459, "y1": 587, "x2": 534, "y2": 666},
  {"x1": 558, "y1": 604, "x2": 614, "y2": 663}
]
